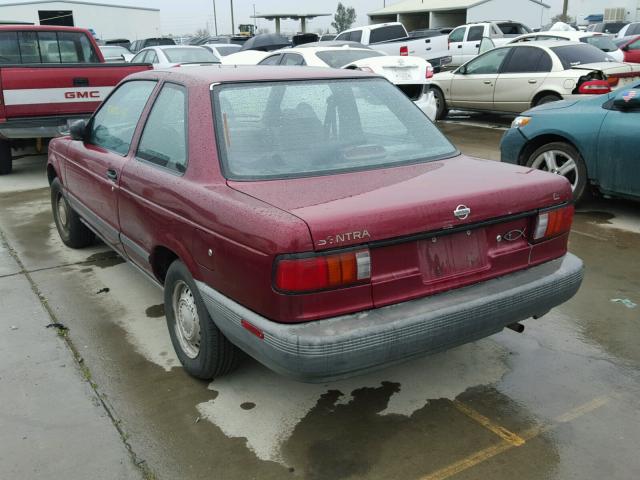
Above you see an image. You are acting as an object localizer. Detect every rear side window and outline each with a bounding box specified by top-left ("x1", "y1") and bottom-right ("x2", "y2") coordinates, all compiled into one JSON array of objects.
[
  {"x1": 0, "y1": 32, "x2": 20, "y2": 63},
  {"x1": 501, "y1": 46, "x2": 552, "y2": 73},
  {"x1": 88, "y1": 80, "x2": 157, "y2": 156},
  {"x1": 137, "y1": 84, "x2": 188, "y2": 173},
  {"x1": 370, "y1": 25, "x2": 406, "y2": 43},
  {"x1": 259, "y1": 54, "x2": 282, "y2": 65},
  {"x1": 449, "y1": 27, "x2": 465, "y2": 43},
  {"x1": 0, "y1": 30, "x2": 99, "y2": 64},
  {"x1": 467, "y1": 26, "x2": 484, "y2": 42},
  {"x1": 281, "y1": 53, "x2": 305, "y2": 66},
  {"x1": 351, "y1": 30, "x2": 363, "y2": 43},
  {"x1": 551, "y1": 44, "x2": 612, "y2": 69}
]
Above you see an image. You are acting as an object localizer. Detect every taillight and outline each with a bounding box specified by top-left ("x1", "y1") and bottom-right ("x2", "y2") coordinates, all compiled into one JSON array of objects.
[
  {"x1": 578, "y1": 80, "x2": 611, "y2": 94},
  {"x1": 274, "y1": 249, "x2": 371, "y2": 293},
  {"x1": 532, "y1": 205, "x2": 574, "y2": 242},
  {"x1": 400, "y1": 46, "x2": 408, "y2": 56},
  {"x1": 426, "y1": 65, "x2": 434, "y2": 79},
  {"x1": 607, "y1": 76, "x2": 620, "y2": 87}
]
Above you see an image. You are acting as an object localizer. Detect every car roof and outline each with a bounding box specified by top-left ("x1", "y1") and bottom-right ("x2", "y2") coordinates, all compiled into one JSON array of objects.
[
  {"x1": 275, "y1": 46, "x2": 374, "y2": 54},
  {"x1": 0, "y1": 25, "x2": 90, "y2": 33},
  {"x1": 128, "y1": 65, "x2": 376, "y2": 86},
  {"x1": 502, "y1": 40, "x2": 584, "y2": 49}
]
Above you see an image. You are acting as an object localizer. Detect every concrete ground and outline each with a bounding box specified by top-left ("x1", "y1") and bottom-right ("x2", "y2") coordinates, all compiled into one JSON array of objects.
[{"x1": 1, "y1": 123, "x2": 639, "y2": 480}]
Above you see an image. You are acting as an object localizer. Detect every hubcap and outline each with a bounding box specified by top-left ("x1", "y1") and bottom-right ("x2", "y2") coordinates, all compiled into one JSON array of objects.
[
  {"x1": 531, "y1": 150, "x2": 579, "y2": 191},
  {"x1": 172, "y1": 280, "x2": 200, "y2": 359},
  {"x1": 57, "y1": 194, "x2": 69, "y2": 228}
]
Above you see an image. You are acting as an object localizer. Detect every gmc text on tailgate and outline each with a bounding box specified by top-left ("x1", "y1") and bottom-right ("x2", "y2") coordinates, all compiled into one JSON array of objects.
[{"x1": 0, "y1": 25, "x2": 151, "y2": 174}]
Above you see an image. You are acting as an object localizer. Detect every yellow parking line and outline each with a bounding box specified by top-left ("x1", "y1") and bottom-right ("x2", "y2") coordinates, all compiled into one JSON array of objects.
[
  {"x1": 452, "y1": 400, "x2": 525, "y2": 446},
  {"x1": 422, "y1": 396, "x2": 609, "y2": 480}
]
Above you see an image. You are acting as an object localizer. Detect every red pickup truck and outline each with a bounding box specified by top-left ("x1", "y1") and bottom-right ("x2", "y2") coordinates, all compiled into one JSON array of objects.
[
  {"x1": 48, "y1": 66, "x2": 584, "y2": 382},
  {"x1": 0, "y1": 25, "x2": 151, "y2": 174}
]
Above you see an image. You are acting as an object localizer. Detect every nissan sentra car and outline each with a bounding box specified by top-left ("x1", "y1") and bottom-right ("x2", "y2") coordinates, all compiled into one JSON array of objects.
[{"x1": 47, "y1": 66, "x2": 584, "y2": 382}]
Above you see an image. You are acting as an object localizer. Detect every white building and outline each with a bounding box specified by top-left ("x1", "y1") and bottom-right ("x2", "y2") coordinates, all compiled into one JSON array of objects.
[
  {"x1": 368, "y1": 0, "x2": 552, "y2": 31},
  {"x1": 0, "y1": 1, "x2": 161, "y2": 41}
]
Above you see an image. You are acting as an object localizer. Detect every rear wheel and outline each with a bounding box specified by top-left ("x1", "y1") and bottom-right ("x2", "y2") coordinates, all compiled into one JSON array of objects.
[
  {"x1": 164, "y1": 260, "x2": 240, "y2": 380},
  {"x1": 0, "y1": 140, "x2": 12, "y2": 175},
  {"x1": 526, "y1": 142, "x2": 588, "y2": 203},
  {"x1": 534, "y1": 93, "x2": 562, "y2": 107},
  {"x1": 51, "y1": 178, "x2": 95, "y2": 248},
  {"x1": 431, "y1": 87, "x2": 449, "y2": 120}
]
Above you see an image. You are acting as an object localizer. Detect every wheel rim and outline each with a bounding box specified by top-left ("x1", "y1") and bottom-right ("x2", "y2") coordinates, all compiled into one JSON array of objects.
[
  {"x1": 56, "y1": 193, "x2": 69, "y2": 228},
  {"x1": 530, "y1": 150, "x2": 579, "y2": 192},
  {"x1": 172, "y1": 280, "x2": 200, "y2": 359}
]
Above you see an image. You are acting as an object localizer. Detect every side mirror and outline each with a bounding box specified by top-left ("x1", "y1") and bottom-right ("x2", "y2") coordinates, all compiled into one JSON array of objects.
[
  {"x1": 622, "y1": 45, "x2": 629, "y2": 51},
  {"x1": 69, "y1": 119, "x2": 87, "y2": 141},
  {"x1": 612, "y1": 89, "x2": 640, "y2": 110},
  {"x1": 457, "y1": 65, "x2": 467, "y2": 75}
]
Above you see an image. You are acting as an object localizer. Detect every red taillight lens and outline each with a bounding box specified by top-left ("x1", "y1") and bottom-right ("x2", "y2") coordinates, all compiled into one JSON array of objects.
[
  {"x1": 275, "y1": 250, "x2": 371, "y2": 293},
  {"x1": 400, "y1": 46, "x2": 408, "y2": 56},
  {"x1": 578, "y1": 80, "x2": 611, "y2": 94},
  {"x1": 426, "y1": 65, "x2": 434, "y2": 79},
  {"x1": 532, "y1": 205, "x2": 574, "y2": 242}
]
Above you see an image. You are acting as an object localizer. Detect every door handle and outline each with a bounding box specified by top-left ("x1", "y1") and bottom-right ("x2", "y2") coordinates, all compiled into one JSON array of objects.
[
  {"x1": 483, "y1": 80, "x2": 493, "y2": 85},
  {"x1": 106, "y1": 169, "x2": 118, "y2": 181},
  {"x1": 475, "y1": 44, "x2": 480, "y2": 47},
  {"x1": 457, "y1": 45, "x2": 462, "y2": 49},
  {"x1": 528, "y1": 79, "x2": 538, "y2": 84}
]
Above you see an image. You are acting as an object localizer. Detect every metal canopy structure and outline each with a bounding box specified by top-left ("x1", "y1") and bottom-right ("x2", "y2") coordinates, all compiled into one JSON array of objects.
[{"x1": 251, "y1": 13, "x2": 331, "y2": 33}]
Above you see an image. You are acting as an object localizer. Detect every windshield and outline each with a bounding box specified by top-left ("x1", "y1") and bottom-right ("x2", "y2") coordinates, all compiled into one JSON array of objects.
[
  {"x1": 315, "y1": 50, "x2": 384, "y2": 67},
  {"x1": 581, "y1": 36, "x2": 618, "y2": 52},
  {"x1": 551, "y1": 44, "x2": 614, "y2": 69},
  {"x1": 212, "y1": 78, "x2": 456, "y2": 180},
  {"x1": 164, "y1": 48, "x2": 219, "y2": 63}
]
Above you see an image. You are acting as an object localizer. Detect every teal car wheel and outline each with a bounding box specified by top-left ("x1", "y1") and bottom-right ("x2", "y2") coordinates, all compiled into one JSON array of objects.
[{"x1": 526, "y1": 142, "x2": 588, "y2": 203}]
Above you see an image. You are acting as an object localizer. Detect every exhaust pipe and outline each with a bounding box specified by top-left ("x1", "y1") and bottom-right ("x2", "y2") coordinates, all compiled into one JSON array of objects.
[{"x1": 507, "y1": 322, "x2": 525, "y2": 333}]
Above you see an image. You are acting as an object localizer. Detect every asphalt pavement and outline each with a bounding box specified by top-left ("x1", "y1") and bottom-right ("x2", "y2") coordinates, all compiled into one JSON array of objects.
[{"x1": 1, "y1": 125, "x2": 639, "y2": 480}]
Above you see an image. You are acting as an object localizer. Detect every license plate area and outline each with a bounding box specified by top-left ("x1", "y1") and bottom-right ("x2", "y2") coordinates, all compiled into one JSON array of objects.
[{"x1": 418, "y1": 229, "x2": 489, "y2": 283}]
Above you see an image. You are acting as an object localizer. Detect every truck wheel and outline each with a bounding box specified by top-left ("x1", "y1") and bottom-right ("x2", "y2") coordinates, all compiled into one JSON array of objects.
[
  {"x1": 51, "y1": 178, "x2": 95, "y2": 248},
  {"x1": 0, "y1": 140, "x2": 12, "y2": 175},
  {"x1": 164, "y1": 260, "x2": 240, "y2": 380},
  {"x1": 431, "y1": 87, "x2": 449, "y2": 120},
  {"x1": 526, "y1": 142, "x2": 588, "y2": 203}
]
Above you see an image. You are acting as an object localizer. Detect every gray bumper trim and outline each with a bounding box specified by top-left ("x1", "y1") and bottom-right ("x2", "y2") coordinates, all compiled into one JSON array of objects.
[{"x1": 196, "y1": 253, "x2": 583, "y2": 382}]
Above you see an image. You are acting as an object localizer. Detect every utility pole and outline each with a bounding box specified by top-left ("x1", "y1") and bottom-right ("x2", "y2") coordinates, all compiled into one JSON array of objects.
[
  {"x1": 253, "y1": 4, "x2": 257, "y2": 31},
  {"x1": 212, "y1": 0, "x2": 218, "y2": 35},
  {"x1": 230, "y1": 0, "x2": 235, "y2": 35},
  {"x1": 562, "y1": 0, "x2": 569, "y2": 18}
]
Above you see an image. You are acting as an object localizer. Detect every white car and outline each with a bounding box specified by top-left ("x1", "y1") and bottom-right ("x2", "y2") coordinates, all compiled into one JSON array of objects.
[
  {"x1": 99, "y1": 45, "x2": 133, "y2": 62},
  {"x1": 130, "y1": 45, "x2": 219, "y2": 68},
  {"x1": 221, "y1": 50, "x2": 271, "y2": 65},
  {"x1": 430, "y1": 41, "x2": 640, "y2": 119},
  {"x1": 505, "y1": 31, "x2": 625, "y2": 62},
  {"x1": 202, "y1": 43, "x2": 242, "y2": 58},
  {"x1": 225, "y1": 44, "x2": 438, "y2": 120}
]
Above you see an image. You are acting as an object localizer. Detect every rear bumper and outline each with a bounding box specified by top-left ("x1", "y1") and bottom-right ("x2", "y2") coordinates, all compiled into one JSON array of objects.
[
  {"x1": 0, "y1": 115, "x2": 88, "y2": 140},
  {"x1": 197, "y1": 253, "x2": 583, "y2": 383}
]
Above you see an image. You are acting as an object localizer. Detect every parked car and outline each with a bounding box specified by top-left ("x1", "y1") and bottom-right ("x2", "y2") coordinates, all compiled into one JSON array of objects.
[
  {"x1": 504, "y1": 31, "x2": 624, "y2": 62},
  {"x1": 616, "y1": 22, "x2": 640, "y2": 38},
  {"x1": 335, "y1": 22, "x2": 452, "y2": 71},
  {"x1": 130, "y1": 46, "x2": 220, "y2": 68},
  {"x1": 319, "y1": 33, "x2": 337, "y2": 41},
  {"x1": 448, "y1": 21, "x2": 532, "y2": 66},
  {"x1": 0, "y1": 25, "x2": 151, "y2": 174},
  {"x1": 47, "y1": 66, "x2": 583, "y2": 382},
  {"x1": 99, "y1": 45, "x2": 134, "y2": 62},
  {"x1": 201, "y1": 43, "x2": 242, "y2": 57},
  {"x1": 587, "y1": 22, "x2": 627, "y2": 34},
  {"x1": 130, "y1": 37, "x2": 176, "y2": 53},
  {"x1": 501, "y1": 82, "x2": 640, "y2": 202},
  {"x1": 430, "y1": 41, "x2": 640, "y2": 119},
  {"x1": 615, "y1": 35, "x2": 640, "y2": 63},
  {"x1": 253, "y1": 45, "x2": 437, "y2": 120}
]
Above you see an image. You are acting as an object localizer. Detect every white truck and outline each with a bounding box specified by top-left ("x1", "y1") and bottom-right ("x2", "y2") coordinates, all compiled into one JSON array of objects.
[
  {"x1": 335, "y1": 22, "x2": 452, "y2": 71},
  {"x1": 447, "y1": 21, "x2": 532, "y2": 66}
]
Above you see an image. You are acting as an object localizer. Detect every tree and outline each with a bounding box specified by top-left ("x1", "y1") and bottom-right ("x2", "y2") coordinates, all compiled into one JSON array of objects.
[
  {"x1": 550, "y1": 13, "x2": 574, "y2": 24},
  {"x1": 194, "y1": 27, "x2": 210, "y2": 39},
  {"x1": 331, "y1": 3, "x2": 356, "y2": 33}
]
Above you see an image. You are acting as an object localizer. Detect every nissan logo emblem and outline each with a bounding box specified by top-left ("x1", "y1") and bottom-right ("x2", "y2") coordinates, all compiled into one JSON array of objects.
[{"x1": 454, "y1": 205, "x2": 471, "y2": 220}]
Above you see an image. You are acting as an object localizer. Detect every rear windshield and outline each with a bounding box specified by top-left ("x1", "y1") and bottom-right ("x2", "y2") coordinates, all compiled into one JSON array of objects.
[
  {"x1": 0, "y1": 30, "x2": 100, "y2": 64},
  {"x1": 164, "y1": 48, "x2": 219, "y2": 63},
  {"x1": 212, "y1": 78, "x2": 456, "y2": 180},
  {"x1": 144, "y1": 38, "x2": 175, "y2": 47},
  {"x1": 496, "y1": 22, "x2": 531, "y2": 36},
  {"x1": 370, "y1": 25, "x2": 407, "y2": 43},
  {"x1": 581, "y1": 36, "x2": 618, "y2": 52},
  {"x1": 214, "y1": 45, "x2": 241, "y2": 56},
  {"x1": 550, "y1": 44, "x2": 614, "y2": 69},
  {"x1": 315, "y1": 49, "x2": 384, "y2": 67}
]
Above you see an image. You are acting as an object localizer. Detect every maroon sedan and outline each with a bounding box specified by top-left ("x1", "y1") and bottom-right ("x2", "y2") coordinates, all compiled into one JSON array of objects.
[
  {"x1": 47, "y1": 66, "x2": 583, "y2": 382},
  {"x1": 618, "y1": 35, "x2": 640, "y2": 63}
]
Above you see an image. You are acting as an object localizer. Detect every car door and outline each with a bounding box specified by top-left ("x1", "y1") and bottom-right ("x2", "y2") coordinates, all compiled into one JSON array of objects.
[
  {"x1": 64, "y1": 80, "x2": 157, "y2": 249},
  {"x1": 449, "y1": 47, "x2": 510, "y2": 110},
  {"x1": 118, "y1": 82, "x2": 189, "y2": 272},
  {"x1": 448, "y1": 26, "x2": 466, "y2": 65},
  {"x1": 595, "y1": 91, "x2": 640, "y2": 197},
  {"x1": 493, "y1": 46, "x2": 553, "y2": 112},
  {"x1": 624, "y1": 37, "x2": 640, "y2": 63},
  {"x1": 462, "y1": 26, "x2": 484, "y2": 63}
]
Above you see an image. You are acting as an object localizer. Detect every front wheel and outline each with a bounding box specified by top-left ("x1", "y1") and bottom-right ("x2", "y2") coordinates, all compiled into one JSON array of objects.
[
  {"x1": 526, "y1": 142, "x2": 588, "y2": 203},
  {"x1": 164, "y1": 260, "x2": 240, "y2": 380}
]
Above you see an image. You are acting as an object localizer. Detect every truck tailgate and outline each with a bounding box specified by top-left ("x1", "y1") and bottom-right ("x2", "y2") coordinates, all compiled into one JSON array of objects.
[{"x1": 0, "y1": 63, "x2": 150, "y2": 119}]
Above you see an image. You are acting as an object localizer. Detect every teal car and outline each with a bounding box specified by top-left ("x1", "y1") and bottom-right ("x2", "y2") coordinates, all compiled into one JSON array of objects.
[{"x1": 501, "y1": 82, "x2": 640, "y2": 202}]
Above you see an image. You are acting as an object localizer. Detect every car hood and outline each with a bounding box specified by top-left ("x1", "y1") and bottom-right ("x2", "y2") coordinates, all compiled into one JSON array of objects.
[
  {"x1": 527, "y1": 99, "x2": 581, "y2": 113},
  {"x1": 228, "y1": 155, "x2": 571, "y2": 251}
]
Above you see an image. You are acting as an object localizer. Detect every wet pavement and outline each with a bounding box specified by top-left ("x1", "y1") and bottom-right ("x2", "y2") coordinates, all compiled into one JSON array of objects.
[{"x1": 1, "y1": 125, "x2": 639, "y2": 480}]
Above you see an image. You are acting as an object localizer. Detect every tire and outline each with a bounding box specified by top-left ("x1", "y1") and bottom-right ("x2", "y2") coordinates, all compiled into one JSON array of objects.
[
  {"x1": 164, "y1": 260, "x2": 240, "y2": 380},
  {"x1": 526, "y1": 142, "x2": 588, "y2": 203},
  {"x1": 431, "y1": 87, "x2": 449, "y2": 120},
  {"x1": 534, "y1": 93, "x2": 561, "y2": 107},
  {"x1": 0, "y1": 139, "x2": 12, "y2": 175},
  {"x1": 51, "y1": 178, "x2": 95, "y2": 248}
]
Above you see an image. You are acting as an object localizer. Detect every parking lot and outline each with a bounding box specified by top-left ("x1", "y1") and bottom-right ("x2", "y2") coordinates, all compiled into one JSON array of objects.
[{"x1": 2, "y1": 119, "x2": 639, "y2": 480}]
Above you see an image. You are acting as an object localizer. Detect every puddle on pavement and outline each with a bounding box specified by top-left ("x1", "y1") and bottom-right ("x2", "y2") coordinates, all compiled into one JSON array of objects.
[{"x1": 84, "y1": 251, "x2": 126, "y2": 268}]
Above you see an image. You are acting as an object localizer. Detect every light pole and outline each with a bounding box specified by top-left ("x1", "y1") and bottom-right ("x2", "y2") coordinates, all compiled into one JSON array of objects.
[
  {"x1": 212, "y1": 0, "x2": 218, "y2": 35},
  {"x1": 230, "y1": 0, "x2": 235, "y2": 35}
]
